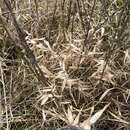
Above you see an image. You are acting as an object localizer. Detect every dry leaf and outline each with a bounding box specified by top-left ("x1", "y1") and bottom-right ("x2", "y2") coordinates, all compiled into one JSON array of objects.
[
  {"x1": 109, "y1": 111, "x2": 129, "y2": 124},
  {"x1": 80, "y1": 118, "x2": 91, "y2": 130},
  {"x1": 73, "y1": 108, "x2": 83, "y2": 125},
  {"x1": 80, "y1": 103, "x2": 110, "y2": 130},
  {"x1": 40, "y1": 65, "x2": 53, "y2": 76},
  {"x1": 41, "y1": 94, "x2": 53, "y2": 105},
  {"x1": 89, "y1": 103, "x2": 110, "y2": 124},
  {"x1": 67, "y1": 106, "x2": 74, "y2": 124},
  {"x1": 90, "y1": 106, "x2": 95, "y2": 116},
  {"x1": 99, "y1": 88, "x2": 114, "y2": 101},
  {"x1": 101, "y1": 27, "x2": 105, "y2": 37},
  {"x1": 42, "y1": 109, "x2": 46, "y2": 121}
]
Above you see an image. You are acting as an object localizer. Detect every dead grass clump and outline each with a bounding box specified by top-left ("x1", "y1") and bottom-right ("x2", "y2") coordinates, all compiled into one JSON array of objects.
[{"x1": 0, "y1": 0, "x2": 130, "y2": 130}]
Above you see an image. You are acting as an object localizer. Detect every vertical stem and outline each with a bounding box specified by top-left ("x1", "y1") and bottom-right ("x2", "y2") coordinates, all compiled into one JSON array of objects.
[{"x1": 0, "y1": 63, "x2": 9, "y2": 130}]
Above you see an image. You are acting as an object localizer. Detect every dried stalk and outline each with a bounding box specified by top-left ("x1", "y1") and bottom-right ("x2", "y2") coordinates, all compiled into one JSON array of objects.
[{"x1": 1, "y1": 0, "x2": 50, "y2": 87}]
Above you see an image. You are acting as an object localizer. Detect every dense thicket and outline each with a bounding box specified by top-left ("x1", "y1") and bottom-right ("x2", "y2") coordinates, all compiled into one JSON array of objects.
[{"x1": 0, "y1": 0, "x2": 130, "y2": 130}]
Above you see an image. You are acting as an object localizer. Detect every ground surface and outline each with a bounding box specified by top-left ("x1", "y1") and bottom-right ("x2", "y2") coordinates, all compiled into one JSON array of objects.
[{"x1": 0, "y1": 0, "x2": 130, "y2": 130}]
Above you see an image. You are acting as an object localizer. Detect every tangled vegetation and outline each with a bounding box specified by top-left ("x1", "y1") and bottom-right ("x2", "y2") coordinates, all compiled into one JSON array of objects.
[{"x1": 0, "y1": 0, "x2": 130, "y2": 130}]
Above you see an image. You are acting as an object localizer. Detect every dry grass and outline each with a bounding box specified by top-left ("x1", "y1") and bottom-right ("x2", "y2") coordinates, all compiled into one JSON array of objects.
[{"x1": 0, "y1": 0, "x2": 130, "y2": 130}]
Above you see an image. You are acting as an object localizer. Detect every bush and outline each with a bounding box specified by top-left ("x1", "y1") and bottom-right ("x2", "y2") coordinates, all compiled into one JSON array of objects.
[{"x1": 0, "y1": 0, "x2": 130, "y2": 130}]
